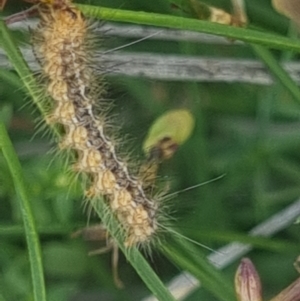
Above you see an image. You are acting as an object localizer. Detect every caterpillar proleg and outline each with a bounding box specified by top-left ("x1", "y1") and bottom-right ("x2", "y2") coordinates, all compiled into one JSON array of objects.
[{"x1": 32, "y1": 0, "x2": 161, "y2": 248}]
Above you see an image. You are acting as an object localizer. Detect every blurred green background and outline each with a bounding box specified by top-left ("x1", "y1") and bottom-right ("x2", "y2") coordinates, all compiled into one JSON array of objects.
[{"x1": 1, "y1": 0, "x2": 300, "y2": 300}]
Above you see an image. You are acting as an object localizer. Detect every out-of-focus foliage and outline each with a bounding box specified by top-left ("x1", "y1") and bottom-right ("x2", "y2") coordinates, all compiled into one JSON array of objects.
[{"x1": 0, "y1": 0, "x2": 300, "y2": 300}]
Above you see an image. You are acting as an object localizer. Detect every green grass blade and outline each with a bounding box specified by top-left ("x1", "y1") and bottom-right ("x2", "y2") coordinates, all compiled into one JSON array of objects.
[
  {"x1": 161, "y1": 236, "x2": 235, "y2": 301},
  {"x1": 92, "y1": 200, "x2": 176, "y2": 301},
  {"x1": 78, "y1": 5, "x2": 300, "y2": 53},
  {"x1": 252, "y1": 44, "x2": 300, "y2": 104},
  {"x1": 0, "y1": 224, "x2": 71, "y2": 236},
  {"x1": 184, "y1": 229, "x2": 300, "y2": 253},
  {"x1": 0, "y1": 69, "x2": 23, "y2": 90},
  {"x1": 0, "y1": 20, "x2": 48, "y2": 118},
  {"x1": 0, "y1": 122, "x2": 47, "y2": 301}
]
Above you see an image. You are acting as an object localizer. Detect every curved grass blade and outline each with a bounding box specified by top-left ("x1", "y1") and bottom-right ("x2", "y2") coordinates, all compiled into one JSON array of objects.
[
  {"x1": 0, "y1": 122, "x2": 47, "y2": 301},
  {"x1": 161, "y1": 235, "x2": 235, "y2": 301},
  {"x1": 78, "y1": 5, "x2": 300, "y2": 53},
  {"x1": 252, "y1": 44, "x2": 300, "y2": 104}
]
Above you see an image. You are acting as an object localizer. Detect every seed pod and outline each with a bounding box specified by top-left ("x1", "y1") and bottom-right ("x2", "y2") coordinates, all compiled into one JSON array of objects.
[
  {"x1": 143, "y1": 109, "x2": 195, "y2": 161},
  {"x1": 235, "y1": 258, "x2": 263, "y2": 301}
]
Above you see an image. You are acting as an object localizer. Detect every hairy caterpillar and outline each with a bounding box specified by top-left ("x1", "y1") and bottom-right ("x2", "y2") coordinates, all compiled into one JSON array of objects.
[
  {"x1": 71, "y1": 108, "x2": 195, "y2": 286},
  {"x1": 32, "y1": 0, "x2": 162, "y2": 248}
]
